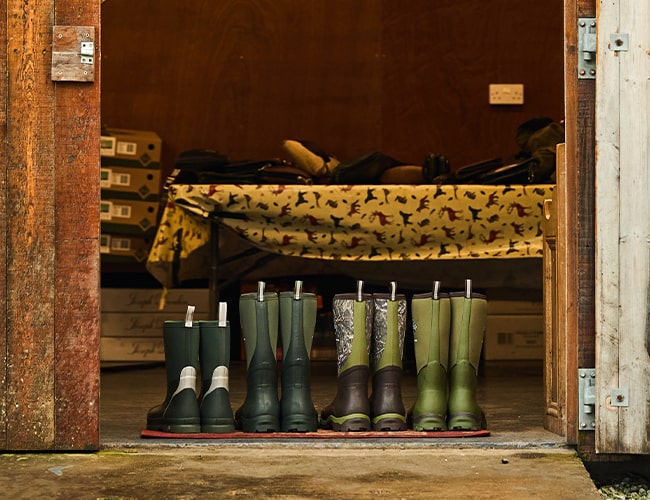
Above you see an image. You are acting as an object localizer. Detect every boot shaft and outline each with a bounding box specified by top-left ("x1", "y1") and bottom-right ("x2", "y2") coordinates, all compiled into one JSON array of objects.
[
  {"x1": 371, "y1": 289, "x2": 406, "y2": 372},
  {"x1": 162, "y1": 320, "x2": 200, "y2": 384},
  {"x1": 279, "y1": 283, "x2": 317, "y2": 358},
  {"x1": 332, "y1": 287, "x2": 373, "y2": 374},
  {"x1": 449, "y1": 282, "x2": 487, "y2": 372},
  {"x1": 411, "y1": 287, "x2": 451, "y2": 374},
  {"x1": 239, "y1": 285, "x2": 279, "y2": 368}
]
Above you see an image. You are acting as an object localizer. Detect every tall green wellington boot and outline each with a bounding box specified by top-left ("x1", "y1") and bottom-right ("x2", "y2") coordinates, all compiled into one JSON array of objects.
[
  {"x1": 448, "y1": 279, "x2": 488, "y2": 431},
  {"x1": 320, "y1": 281, "x2": 373, "y2": 432},
  {"x1": 236, "y1": 282, "x2": 280, "y2": 433},
  {"x1": 409, "y1": 281, "x2": 451, "y2": 431},
  {"x1": 198, "y1": 302, "x2": 235, "y2": 433},
  {"x1": 147, "y1": 318, "x2": 201, "y2": 433},
  {"x1": 279, "y1": 280, "x2": 318, "y2": 432},
  {"x1": 370, "y1": 282, "x2": 407, "y2": 431}
]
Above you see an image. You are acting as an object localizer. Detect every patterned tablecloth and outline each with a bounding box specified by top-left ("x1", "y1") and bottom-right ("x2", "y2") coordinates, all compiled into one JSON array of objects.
[{"x1": 146, "y1": 183, "x2": 553, "y2": 287}]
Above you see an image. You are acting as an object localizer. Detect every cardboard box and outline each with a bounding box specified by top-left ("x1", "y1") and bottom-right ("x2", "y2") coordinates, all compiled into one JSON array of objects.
[
  {"x1": 100, "y1": 198, "x2": 159, "y2": 235},
  {"x1": 100, "y1": 336, "x2": 165, "y2": 362},
  {"x1": 101, "y1": 311, "x2": 211, "y2": 337},
  {"x1": 100, "y1": 165, "x2": 160, "y2": 201},
  {"x1": 100, "y1": 128, "x2": 162, "y2": 168},
  {"x1": 101, "y1": 288, "x2": 210, "y2": 313},
  {"x1": 483, "y1": 314, "x2": 544, "y2": 360},
  {"x1": 100, "y1": 233, "x2": 154, "y2": 263}
]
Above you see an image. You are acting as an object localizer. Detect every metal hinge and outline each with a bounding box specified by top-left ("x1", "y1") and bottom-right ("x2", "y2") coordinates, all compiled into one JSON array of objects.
[
  {"x1": 51, "y1": 26, "x2": 95, "y2": 82},
  {"x1": 578, "y1": 18, "x2": 597, "y2": 79},
  {"x1": 578, "y1": 369, "x2": 596, "y2": 430}
]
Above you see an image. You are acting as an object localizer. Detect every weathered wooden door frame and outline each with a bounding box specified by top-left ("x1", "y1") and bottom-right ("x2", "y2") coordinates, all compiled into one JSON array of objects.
[
  {"x1": 0, "y1": 0, "x2": 101, "y2": 450},
  {"x1": 0, "y1": 0, "x2": 600, "y2": 453},
  {"x1": 594, "y1": 0, "x2": 650, "y2": 454}
]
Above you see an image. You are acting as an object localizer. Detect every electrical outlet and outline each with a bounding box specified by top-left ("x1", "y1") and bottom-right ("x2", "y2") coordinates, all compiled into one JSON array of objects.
[{"x1": 489, "y1": 84, "x2": 524, "y2": 105}]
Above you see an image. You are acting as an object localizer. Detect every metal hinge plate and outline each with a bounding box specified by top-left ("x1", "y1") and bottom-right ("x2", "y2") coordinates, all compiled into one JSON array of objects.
[
  {"x1": 52, "y1": 26, "x2": 95, "y2": 82},
  {"x1": 578, "y1": 18, "x2": 597, "y2": 79},
  {"x1": 578, "y1": 368, "x2": 596, "y2": 430}
]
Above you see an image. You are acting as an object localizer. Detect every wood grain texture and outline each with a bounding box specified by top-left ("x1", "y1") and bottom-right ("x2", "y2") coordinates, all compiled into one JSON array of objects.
[
  {"x1": 53, "y1": 2, "x2": 101, "y2": 450},
  {"x1": 5, "y1": 0, "x2": 57, "y2": 449},
  {"x1": 100, "y1": 0, "x2": 564, "y2": 177},
  {"x1": 0, "y1": 0, "x2": 8, "y2": 450},
  {"x1": 595, "y1": 0, "x2": 650, "y2": 455}
]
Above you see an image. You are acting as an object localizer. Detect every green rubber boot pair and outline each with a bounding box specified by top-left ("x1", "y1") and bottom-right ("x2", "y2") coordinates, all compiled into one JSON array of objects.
[
  {"x1": 320, "y1": 281, "x2": 407, "y2": 432},
  {"x1": 237, "y1": 281, "x2": 318, "y2": 433},
  {"x1": 147, "y1": 310, "x2": 236, "y2": 434},
  {"x1": 409, "y1": 280, "x2": 487, "y2": 431}
]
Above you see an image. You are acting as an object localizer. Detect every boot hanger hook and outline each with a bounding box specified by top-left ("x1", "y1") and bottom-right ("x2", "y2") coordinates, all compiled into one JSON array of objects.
[
  {"x1": 294, "y1": 280, "x2": 303, "y2": 300},
  {"x1": 390, "y1": 281, "x2": 397, "y2": 301},
  {"x1": 465, "y1": 279, "x2": 472, "y2": 299},
  {"x1": 356, "y1": 280, "x2": 364, "y2": 302},
  {"x1": 433, "y1": 280, "x2": 441, "y2": 300},
  {"x1": 257, "y1": 281, "x2": 266, "y2": 302}
]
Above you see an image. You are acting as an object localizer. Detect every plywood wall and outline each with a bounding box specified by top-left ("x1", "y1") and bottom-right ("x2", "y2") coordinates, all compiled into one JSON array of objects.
[{"x1": 101, "y1": 0, "x2": 564, "y2": 178}]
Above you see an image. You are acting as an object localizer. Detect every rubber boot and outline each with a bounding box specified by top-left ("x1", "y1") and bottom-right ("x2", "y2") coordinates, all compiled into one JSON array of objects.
[
  {"x1": 279, "y1": 281, "x2": 318, "y2": 432},
  {"x1": 448, "y1": 279, "x2": 488, "y2": 431},
  {"x1": 370, "y1": 282, "x2": 408, "y2": 431},
  {"x1": 236, "y1": 282, "x2": 280, "y2": 433},
  {"x1": 147, "y1": 320, "x2": 201, "y2": 433},
  {"x1": 320, "y1": 281, "x2": 373, "y2": 432},
  {"x1": 198, "y1": 303, "x2": 235, "y2": 433},
  {"x1": 409, "y1": 281, "x2": 451, "y2": 431}
]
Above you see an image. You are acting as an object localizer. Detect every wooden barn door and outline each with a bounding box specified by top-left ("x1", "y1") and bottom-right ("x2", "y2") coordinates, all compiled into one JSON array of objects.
[
  {"x1": 595, "y1": 0, "x2": 650, "y2": 454},
  {"x1": 0, "y1": 0, "x2": 101, "y2": 450}
]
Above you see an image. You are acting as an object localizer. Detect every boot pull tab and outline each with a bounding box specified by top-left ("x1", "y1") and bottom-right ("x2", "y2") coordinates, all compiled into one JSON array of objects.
[
  {"x1": 294, "y1": 280, "x2": 303, "y2": 301},
  {"x1": 433, "y1": 280, "x2": 441, "y2": 300},
  {"x1": 257, "y1": 281, "x2": 266, "y2": 302},
  {"x1": 185, "y1": 304, "x2": 195, "y2": 327},
  {"x1": 218, "y1": 302, "x2": 228, "y2": 327},
  {"x1": 465, "y1": 279, "x2": 472, "y2": 299},
  {"x1": 356, "y1": 280, "x2": 364, "y2": 302},
  {"x1": 390, "y1": 281, "x2": 397, "y2": 301}
]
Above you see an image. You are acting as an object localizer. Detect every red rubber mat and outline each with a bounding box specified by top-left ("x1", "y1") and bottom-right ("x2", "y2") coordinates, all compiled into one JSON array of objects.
[{"x1": 141, "y1": 429, "x2": 490, "y2": 439}]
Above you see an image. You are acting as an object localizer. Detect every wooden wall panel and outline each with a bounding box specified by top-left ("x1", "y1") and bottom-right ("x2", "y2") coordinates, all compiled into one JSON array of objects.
[
  {"x1": 101, "y1": 0, "x2": 383, "y2": 171},
  {"x1": 1, "y1": 0, "x2": 100, "y2": 450},
  {"x1": 5, "y1": 0, "x2": 57, "y2": 449},
  {"x1": 0, "y1": 0, "x2": 8, "y2": 449},
  {"x1": 381, "y1": 0, "x2": 564, "y2": 166},
  {"x1": 563, "y1": 0, "x2": 596, "y2": 451},
  {"x1": 101, "y1": 0, "x2": 564, "y2": 177},
  {"x1": 53, "y1": 0, "x2": 101, "y2": 448}
]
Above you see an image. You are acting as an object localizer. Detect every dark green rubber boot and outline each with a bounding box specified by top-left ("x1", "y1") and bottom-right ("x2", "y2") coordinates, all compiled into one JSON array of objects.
[
  {"x1": 279, "y1": 281, "x2": 318, "y2": 432},
  {"x1": 409, "y1": 281, "x2": 451, "y2": 431},
  {"x1": 198, "y1": 304, "x2": 235, "y2": 433},
  {"x1": 370, "y1": 282, "x2": 407, "y2": 431},
  {"x1": 448, "y1": 279, "x2": 488, "y2": 431},
  {"x1": 320, "y1": 281, "x2": 373, "y2": 432},
  {"x1": 236, "y1": 282, "x2": 280, "y2": 433},
  {"x1": 147, "y1": 319, "x2": 201, "y2": 433}
]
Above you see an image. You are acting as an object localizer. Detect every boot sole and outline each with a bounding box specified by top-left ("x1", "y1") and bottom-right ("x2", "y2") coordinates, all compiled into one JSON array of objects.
[
  {"x1": 320, "y1": 414, "x2": 371, "y2": 432},
  {"x1": 146, "y1": 422, "x2": 201, "y2": 434},
  {"x1": 281, "y1": 414, "x2": 318, "y2": 432},
  {"x1": 238, "y1": 415, "x2": 280, "y2": 433},
  {"x1": 372, "y1": 413, "x2": 407, "y2": 431}
]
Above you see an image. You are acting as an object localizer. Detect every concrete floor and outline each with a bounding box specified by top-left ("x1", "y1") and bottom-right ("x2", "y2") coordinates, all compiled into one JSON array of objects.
[{"x1": 0, "y1": 360, "x2": 605, "y2": 499}]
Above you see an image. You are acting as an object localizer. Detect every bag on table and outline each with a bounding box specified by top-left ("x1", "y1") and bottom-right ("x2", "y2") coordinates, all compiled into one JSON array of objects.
[{"x1": 166, "y1": 149, "x2": 314, "y2": 187}]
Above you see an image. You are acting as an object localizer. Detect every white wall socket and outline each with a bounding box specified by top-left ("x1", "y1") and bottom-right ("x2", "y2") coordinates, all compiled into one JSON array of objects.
[{"x1": 489, "y1": 83, "x2": 524, "y2": 105}]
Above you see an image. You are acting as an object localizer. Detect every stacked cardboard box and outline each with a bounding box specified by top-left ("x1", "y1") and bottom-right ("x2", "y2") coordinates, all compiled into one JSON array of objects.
[
  {"x1": 100, "y1": 288, "x2": 210, "y2": 363},
  {"x1": 100, "y1": 128, "x2": 162, "y2": 263},
  {"x1": 483, "y1": 298, "x2": 544, "y2": 361}
]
